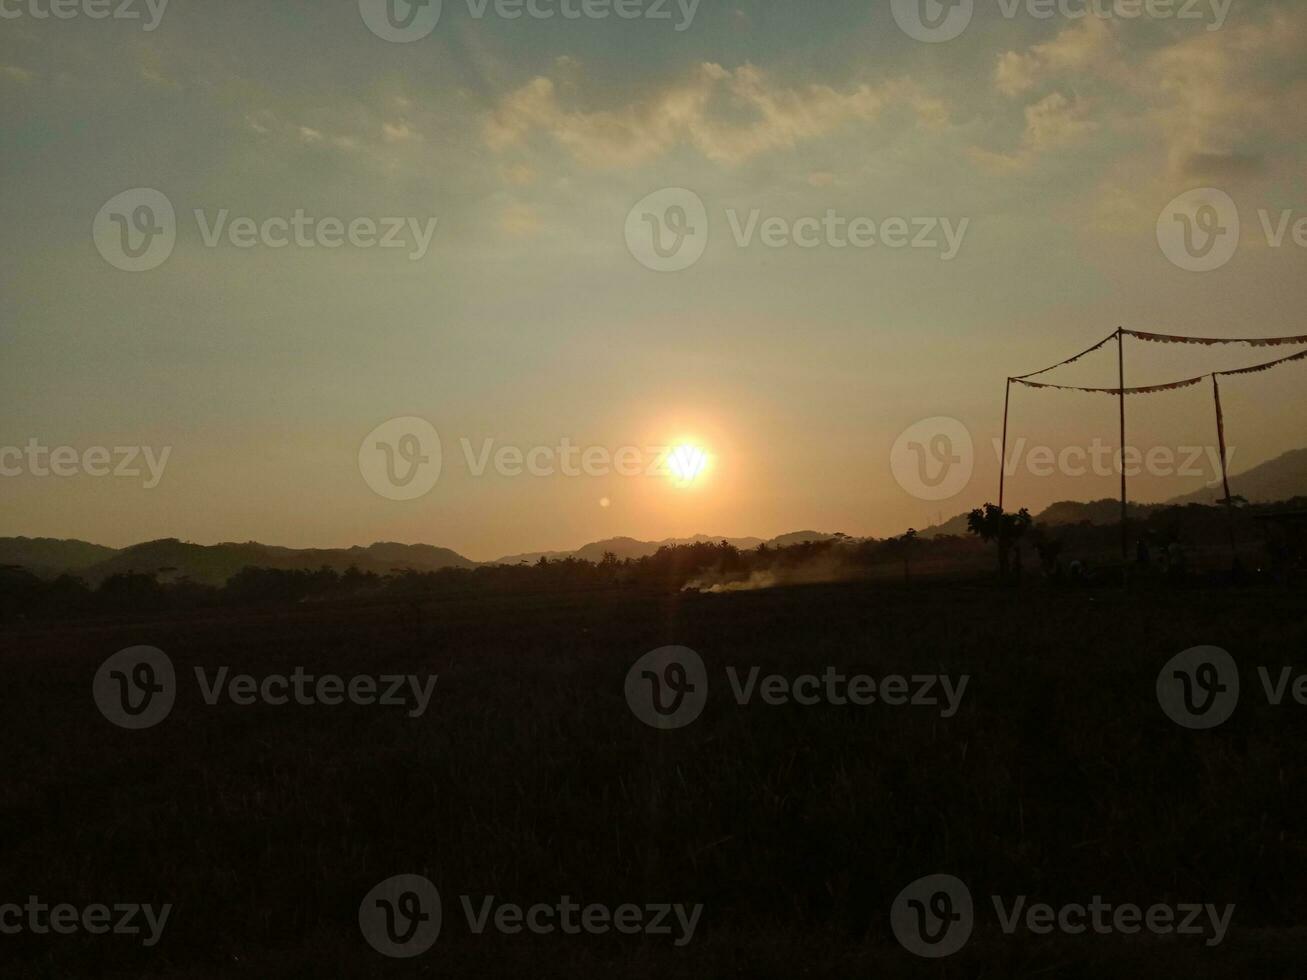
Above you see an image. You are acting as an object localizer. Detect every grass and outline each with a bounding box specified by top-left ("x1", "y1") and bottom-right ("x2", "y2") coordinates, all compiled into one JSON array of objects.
[{"x1": 2, "y1": 580, "x2": 1306, "y2": 976}]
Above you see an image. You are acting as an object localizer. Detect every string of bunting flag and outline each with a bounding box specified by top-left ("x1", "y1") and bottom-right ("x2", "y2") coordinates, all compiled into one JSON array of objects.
[
  {"x1": 1011, "y1": 346, "x2": 1307, "y2": 395},
  {"x1": 1121, "y1": 329, "x2": 1307, "y2": 348}
]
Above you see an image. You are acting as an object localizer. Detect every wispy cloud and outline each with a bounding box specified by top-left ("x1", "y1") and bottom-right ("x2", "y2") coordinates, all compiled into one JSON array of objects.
[
  {"x1": 991, "y1": 7, "x2": 1307, "y2": 183},
  {"x1": 484, "y1": 60, "x2": 947, "y2": 168},
  {"x1": 973, "y1": 91, "x2": 1098, "y2": 172}
]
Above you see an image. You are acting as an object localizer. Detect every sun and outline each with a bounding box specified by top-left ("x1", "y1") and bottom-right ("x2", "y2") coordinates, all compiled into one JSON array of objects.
[{"x1": 666, "y1": 443, "x2": 709, "y2": 487}]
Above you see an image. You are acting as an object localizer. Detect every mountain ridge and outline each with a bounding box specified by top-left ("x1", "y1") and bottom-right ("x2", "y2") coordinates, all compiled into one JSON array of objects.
[
  {"x1": 488, "y1": 531, "x2": 837, "y2": 566},
  {"x1": 0, "y1": 538, "x2": 479, "y2": 587}
]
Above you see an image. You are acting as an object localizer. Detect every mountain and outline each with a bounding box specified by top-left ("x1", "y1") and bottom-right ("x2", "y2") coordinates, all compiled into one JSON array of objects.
[
  {"x1": 920, "y1": 448, "x2": 1307, "y2": 538},
  {"x1": 0, "y1": 537, "x2": 119, "y2": 577},
  {"x1": 766, "y1": 530, "x2": 841, "y2": 548},
  {"x1": 491, "y1": 534, "x2": 766, "y2": 566},
  {"x1": 1166, "y1": 448, "x2": 1307, "y2": 506},
  {"x1": 488, "y1": 531, "x2": 842, "y2": 566},
  {"x1": 917, "y1": 512, "x2": 972, "y2": 538},
  {"x1": 920, "y1": 499, "x2": 1170, "y2": 537},
  {"x1": 4, "y1": 539, "x2": 478, "y2": 586},
  {"x1": 2, "y1": 529, "x2": 853, "y2": 581},
  {"x1": 1036, "y1": 499, "x2": 1163, "y2": 526}
]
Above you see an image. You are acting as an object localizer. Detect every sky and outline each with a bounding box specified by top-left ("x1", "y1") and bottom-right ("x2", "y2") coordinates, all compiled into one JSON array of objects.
[{"x1": 2, "y1": 0, "x2": 1306, "y2": 561}]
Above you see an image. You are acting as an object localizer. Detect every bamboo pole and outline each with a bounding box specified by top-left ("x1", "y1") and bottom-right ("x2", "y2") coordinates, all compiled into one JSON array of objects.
[
  {"x1": 999, "y1": 378, "x2": 1012, "y2": 511},
  {"x1": 1117, "y1": 328, "x2": 1129, "y2": 573},
  {"x1": 1211, "y1": 373, "x2": 1238, "y2": 563}
]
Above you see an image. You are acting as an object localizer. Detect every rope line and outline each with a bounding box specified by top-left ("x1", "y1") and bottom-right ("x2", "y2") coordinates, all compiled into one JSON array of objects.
[
  {"x1": 1010, "y1": 331, "x2": 1118, "y2": 381},
  {"x1": 1012, "y1": 376, "x2": 1206, "y2": 396}
]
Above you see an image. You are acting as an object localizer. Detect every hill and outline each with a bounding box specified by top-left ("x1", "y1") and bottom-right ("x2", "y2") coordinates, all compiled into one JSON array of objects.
[
  {"x1": 0, "y1": 537, "x2": 119, "y2": 577},
  {"x1": 1167, "y1": 447, "x2": 1307, "y2": 506},
  {"x1": 3, "y1": 531, "x2": 848, "y2": 582},
  {"x1": 487, "y1": 532, "x2": 841, "y2": 566},
  {"x1": 16, "y1": 539, "x2": 478, "y2": 586},
  {"x1": 920, "y1": 447, "x2": 1307, "y2": 538}
]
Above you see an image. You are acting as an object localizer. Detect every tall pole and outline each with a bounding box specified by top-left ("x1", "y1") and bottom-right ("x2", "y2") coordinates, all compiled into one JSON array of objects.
[
  {"x1": 999, "y1": 378, "x2": 1012, "y2": 512},
  {"x1": 1117, "y1": 328, "x2": 1128, "y2": 572},
  {"x1": 1211, "y1": 373, "x2": 1238, "y2": 563}
]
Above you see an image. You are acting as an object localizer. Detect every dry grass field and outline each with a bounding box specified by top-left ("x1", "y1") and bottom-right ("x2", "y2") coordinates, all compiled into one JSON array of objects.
[{"x1": 4, "y1": 579, "x2": 1307, "y2": 976}]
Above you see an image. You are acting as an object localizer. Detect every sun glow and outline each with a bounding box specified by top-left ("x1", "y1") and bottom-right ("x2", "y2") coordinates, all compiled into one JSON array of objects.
[{"x1": 666, "y1": 443, "x2": 709, "y2": 487}]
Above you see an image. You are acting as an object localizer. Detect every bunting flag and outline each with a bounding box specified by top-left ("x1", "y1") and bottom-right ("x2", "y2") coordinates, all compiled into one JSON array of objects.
[
  {"x1": 1012, "y1": 376, "x2": 1206, "y2": 396},
  {"x1": 1011, "y1": 332, "x2": 1118, "y2": 381},
  {"x1": 1215, "y1": 346, "x2": 1307, "y2": 377},
  {"x1": 1123, "y1": 329, "x2": 1307, "y2": 347}
]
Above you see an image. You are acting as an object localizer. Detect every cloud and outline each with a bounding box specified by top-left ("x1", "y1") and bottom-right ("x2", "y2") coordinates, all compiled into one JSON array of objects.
[
  {"x1": 973, "y1": 92, "x2": 1097, "y2": 172},
  {"x1": 484, "y1": 62, "x2": 946, "y2": 168},
  {"x1": 994, "y1": 17, "x2": 1116, "y2": 97},
  {"x1": 1139, "y1": 9, "x2": 1307, "y2": 180},
  {"x1": 382, "y1": 121, "x2": 419, "y2": 143},
  {"x1": 991, "y1": 8, "x2": 1307, "y2": 183},
  {"x1": 238, "y1": 100, "x2": 437, "y2": 170},
  {"x1": 1023, "y1": 91, "x2": 1097, "y2": 153}
]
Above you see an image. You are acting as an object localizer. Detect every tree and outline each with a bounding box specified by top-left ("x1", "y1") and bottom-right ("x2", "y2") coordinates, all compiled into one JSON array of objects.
[
  {"x1": 889, "y1": 528, "x2": 919, "y2": 582},
  {"x1": 967, "y1": 504, "x2": 1032, "y2": 579}
]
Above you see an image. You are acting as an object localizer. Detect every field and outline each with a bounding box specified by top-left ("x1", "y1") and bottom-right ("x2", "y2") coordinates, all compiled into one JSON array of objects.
[{"x1": 4, "y1": 579, "x2": 1307, "y2": 977}]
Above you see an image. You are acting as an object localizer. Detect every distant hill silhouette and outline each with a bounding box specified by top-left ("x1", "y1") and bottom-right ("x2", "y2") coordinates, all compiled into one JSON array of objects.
[
  {"x1": 766, "y1": 530, "x2": 841, "y2": 548},
  {"x1": 0, "y1": 537, "x2": 118, "y2": 577},
  {"x1": 489, "y1": 531, "x2": 839, "y2": 566},
  {"x1": 1037, "y1": 499, "x2": 1164, "y2": 526},
  {"x1": 920, "y1": 447, "x2": 1307, "y2": 538},
  {"x1": 1, "y1": 532, "x2": 850, "y2": 582},
  {"x1": 0, "y1": 538, "x2": 478, "y2": 586},
  {"x1": 492, "y1": 535, "x2": 763, "y2": 565},
  {"x1": 1166, "y1": 448, "x2": 1307, "y2": 506}
]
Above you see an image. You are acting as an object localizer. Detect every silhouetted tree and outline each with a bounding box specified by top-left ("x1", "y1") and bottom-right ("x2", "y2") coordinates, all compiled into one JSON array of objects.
[{"x1": 967, "y1": 504, "x2": 1032, "y2": 580}]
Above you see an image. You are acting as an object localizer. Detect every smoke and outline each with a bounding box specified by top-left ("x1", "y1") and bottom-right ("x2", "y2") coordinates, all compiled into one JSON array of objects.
[{"x1": 684, "y1": 549, "x2": 856, "y2": 593}]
